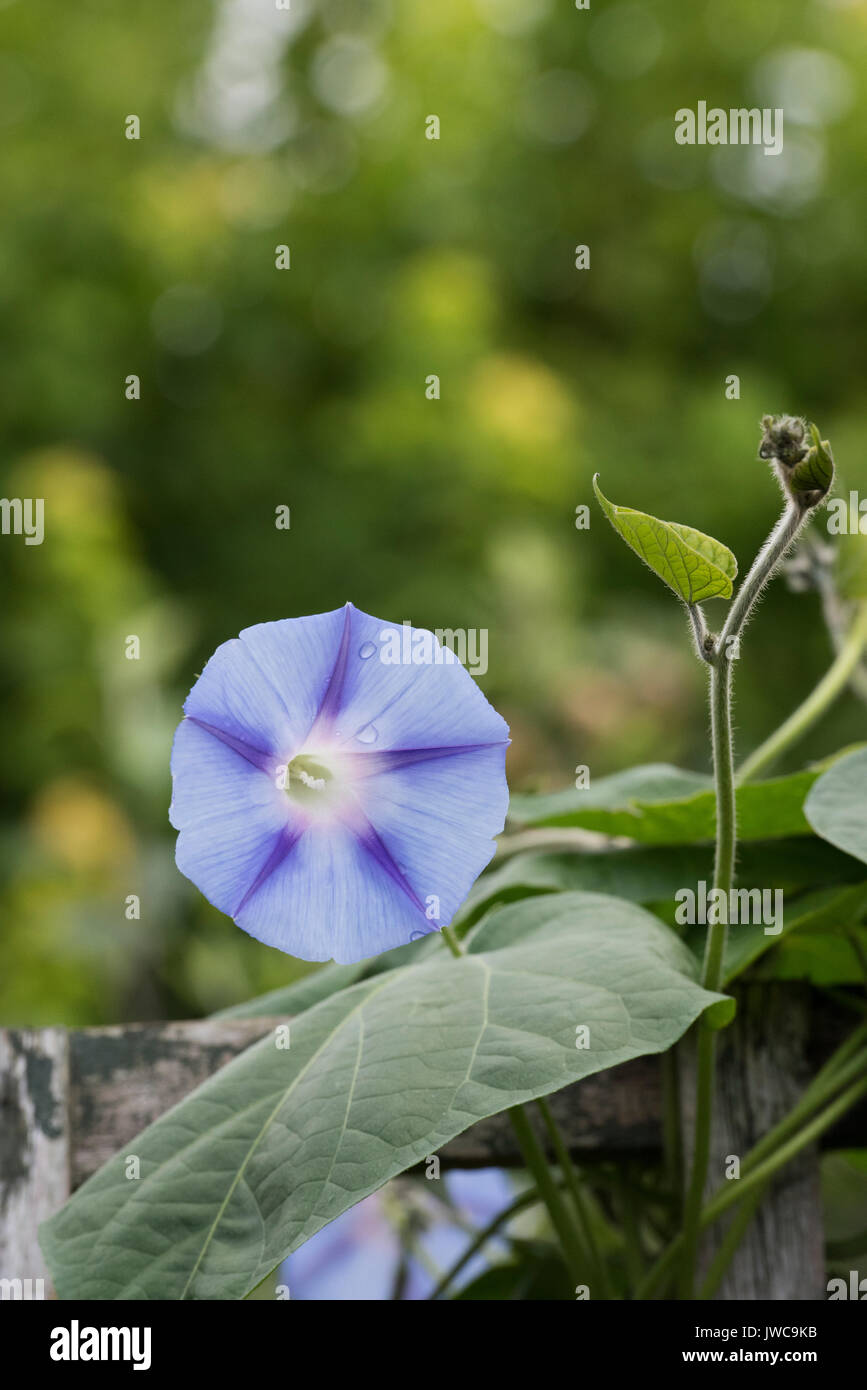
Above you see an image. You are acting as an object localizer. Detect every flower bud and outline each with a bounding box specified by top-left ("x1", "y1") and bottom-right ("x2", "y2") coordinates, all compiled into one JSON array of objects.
[
  {"x1": 758, "y1": 414, "x2": 808, "y2": 467},
  {"x1": 758, "y1": 415, "x2": 833, "y2": 508}
]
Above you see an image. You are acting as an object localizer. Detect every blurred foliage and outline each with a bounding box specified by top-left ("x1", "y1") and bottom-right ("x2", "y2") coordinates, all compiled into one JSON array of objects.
[{"x1": 2, "y1": 0, "x2": 867, "y2": 1024}]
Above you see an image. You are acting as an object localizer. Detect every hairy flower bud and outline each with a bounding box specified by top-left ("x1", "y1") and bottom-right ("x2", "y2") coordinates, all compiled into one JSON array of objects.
[
  {"x1": 759, "y1": 415, "x2": 833, "y2": 509},
  {"x1": 758, "y1": 414, "x2": 808, "y2": 467}
]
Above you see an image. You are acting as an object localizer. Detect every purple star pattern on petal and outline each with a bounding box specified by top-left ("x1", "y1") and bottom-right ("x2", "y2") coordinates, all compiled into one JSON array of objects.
[{"x1": 170, "y1": 603, "x2": 510, "y2": 962}]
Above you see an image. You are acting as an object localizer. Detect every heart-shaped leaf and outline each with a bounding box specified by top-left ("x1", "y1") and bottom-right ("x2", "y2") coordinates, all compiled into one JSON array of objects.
[
  {"x1": 593, "y1": 476, "x2": 737, "y2": 603},
  {"x1": 40, "y1": 893, "x2": 728, "y2": 1300}
]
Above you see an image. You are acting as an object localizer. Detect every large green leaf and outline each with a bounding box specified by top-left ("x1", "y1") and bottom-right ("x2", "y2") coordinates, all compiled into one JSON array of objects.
[
  {"x1": 40, "y1": 893, "x2": 728, "y2": 1301},
  {"x1": 509, "y1": 764, "x2": 819, "y2": 843},
  {"x1": 593, "y1": 476, "x2": 737, "y2": 603},
  {"x1": 805, "y1": 747, "x2": 867, "y2": 865}
]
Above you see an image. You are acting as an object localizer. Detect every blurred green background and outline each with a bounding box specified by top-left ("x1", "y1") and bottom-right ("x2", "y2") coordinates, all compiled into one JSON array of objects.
[{"x1": 2, "y1": 0, "x2": 867, "y2": 1026}]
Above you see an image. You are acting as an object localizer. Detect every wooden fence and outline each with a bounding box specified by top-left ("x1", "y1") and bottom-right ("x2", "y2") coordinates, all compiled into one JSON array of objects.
[{"x1": 1, "y1": 983, "x2": 862, "y2": 1299}]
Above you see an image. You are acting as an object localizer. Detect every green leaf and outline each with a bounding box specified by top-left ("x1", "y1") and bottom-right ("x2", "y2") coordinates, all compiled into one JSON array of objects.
[
  {"x1": 509, "y1": 764, "x2": 823, "y2": 844},
  {"x1": 509, "y1": 764, "x2": 712, "y2": 833},
  {"x1": 40, "y1": 892, "x2": 727, "y2": 1301},
  {"x1": 593, "y1": 475, "x2": 737, "y2": 603},
  {"x1": 685, "y1": 883, "x2": 867, "y2": 986},
  {"x1": 823, "y1": 1151, "x2": 867, "y2": 1263},
  {"x1": 459, "y1": 838, "x2": 866, "y2": 927},
  {"x1": 789, "y1": 425, "x2": 834, "y2": 497},
  {"x1": 805, "y1": 747, "x2": 867, "y2": 865},
  {"x1": 756, "y1": 925, "x2": 867, "y2": 985},
  {"x1": 454, "y1": 1245, "x2": 573, "y2": 1300}
]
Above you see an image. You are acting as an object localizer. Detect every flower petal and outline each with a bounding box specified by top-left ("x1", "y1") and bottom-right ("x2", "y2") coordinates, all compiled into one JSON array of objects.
[
  {"x1": 351, "y1": 745, "x2": 509, "y2": 927},
  {"x1": 171, "y1": 719, "x2": 302, "y2": 918},
  {"x1": 308, "y1": 604, "x2": 509, "y2": 753},
  {"x1": 238, "y1": 607, "x2": 350, "y2": 751},
  {"x1": 234, "y1": 819, "x2": 438, "y2": 963}
]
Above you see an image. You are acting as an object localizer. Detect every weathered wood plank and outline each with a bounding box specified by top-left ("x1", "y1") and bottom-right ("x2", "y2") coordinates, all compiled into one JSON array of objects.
[
  {"x1": 680, "y1": 983, "x2": 826, "y2": 1301},
  {"x1": 2, "y1": 1003, "x2": 863, "y2": 1300},
  {"x1": 68, "y1": 1018, "x2": 276, "y2": 1189},
  {"x1": 0, "y1": 1028, "x2": 70, "y2": 1288}
]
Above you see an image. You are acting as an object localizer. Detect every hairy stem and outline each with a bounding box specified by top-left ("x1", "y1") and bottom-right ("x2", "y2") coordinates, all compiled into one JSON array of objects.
[
  {"x1": 738, "y1": 599, "x2": 867, "y2": 783},
  {"x1": 719, "y1": 500, "x2": 810, "y2": 651},
  {"x1": 679, "y1": 495, "x2": 819, "y2": 1299},
  {"x1": 687, "y1": 602, "x2": 712, "y2": 661},
  {"x1": 678, "y1": 655, "x2": 735, "y2": 1297}
]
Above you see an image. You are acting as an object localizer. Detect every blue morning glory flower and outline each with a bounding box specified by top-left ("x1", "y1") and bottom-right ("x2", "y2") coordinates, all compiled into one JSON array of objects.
[{"x1": 170, "y1": 603, "x2": 510, "y2": 962}]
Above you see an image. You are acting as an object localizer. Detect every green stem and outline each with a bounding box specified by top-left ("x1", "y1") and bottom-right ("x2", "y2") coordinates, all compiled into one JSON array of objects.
[
  {"x1": 737, "y1": 599, "x2": 867, "y2": 783},
  {"x1": 428, "y1": 1187, "x2": 549, "y2": 1300},
  {"x1": 705, "y1": 1074, "x2": 867, "y2": 1222},
  {"x1": 719, "y1": 501, "x2": 808, "y2": 650},
  {"x1": 846, "y1": 929, "x2": 867, "y2": 990},
  {"x1": 536, "y1": 1097, "x2": 610, "y2": 1298},
  {"x1": 677, "y1": 1026, "x2": 717, "y2": 1297},
  {"x1": 743, "y1": 1047, "x2": 867, "y2": 1175},
  {"x1": 693, "y1": 1041, "x2": 867, "y2": 1298},
  {"x1": 440, "y1": 923, "x2": 591, "y2": 1287},
  {"x1": 705, "y1": 657, "x2": 737, "y2": 983},
  {"x1": 676, "y1": 497, "x2": 820, "y2": 1299},
  {"x1": 616, "y1": 1167, "x2": 645, "y2": 1287},
  {"x1": 441, "y1": 924, "x2": 592, "y2": 1291},
  {"x1": 636, "y1": 1073, "x2": 867, "y2": 1299},
  {"x1": 678, "y1": 655, "x2": 735, "y2": 1297},
  {"x1": 508, "y1": 1105, "x2": 587, "y2": 1288},
  {"x1": 440, "y1": 924, "x2": 464, "y2": 958},
  {"x1": 698, "y1": 1182, "x2": 768, "y2": 1300}
]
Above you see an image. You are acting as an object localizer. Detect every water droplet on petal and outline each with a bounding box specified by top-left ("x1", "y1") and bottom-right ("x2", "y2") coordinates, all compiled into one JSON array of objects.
[
  {"x1": 356, "y1": 723, "x2": 378, "y2": 744},
  {"x1": 359, "y1": 641, "x2": 376, "y2": 659}
]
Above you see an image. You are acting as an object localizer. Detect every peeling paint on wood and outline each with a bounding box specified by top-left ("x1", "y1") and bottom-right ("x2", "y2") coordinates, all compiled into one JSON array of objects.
[
  {"x1": 0, "y1": 1029, "x2": 69, "y2": 1287},
  {"x1": 1, "y1": 1003, "x2": 863, "y2": 1300},
  {"x1": 68, "y1": 1019, "x2": 276, "y2": 1188}
]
